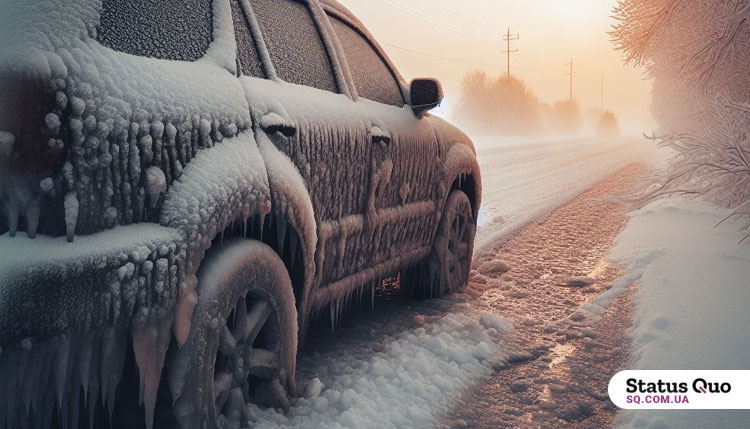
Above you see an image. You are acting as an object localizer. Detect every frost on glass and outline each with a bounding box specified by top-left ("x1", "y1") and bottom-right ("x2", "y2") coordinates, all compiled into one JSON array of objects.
[
  {"x1": 250, "y1": 0, "x2": 338, "y2": 93},
  {"x1": 330, "y1": 16, "x2": 403, "y2": 107},
  {"x1": 231, "y1": 0, "x2": 265, "y2": 78},
  {"x1": 97, "y1": 0, "x2": 213, "y2": 61}
]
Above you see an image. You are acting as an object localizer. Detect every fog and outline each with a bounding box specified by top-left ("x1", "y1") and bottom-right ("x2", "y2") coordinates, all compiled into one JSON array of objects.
[{"x1": 338, "y1": 0, "x2": 654, "y2": 136}]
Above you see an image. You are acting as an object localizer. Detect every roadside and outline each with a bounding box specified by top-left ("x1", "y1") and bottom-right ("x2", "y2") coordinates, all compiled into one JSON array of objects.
[
  {"x1": 609, "y1": 198, "x2": 750, "y2": 428},
  {"x1": 248, "y1": 157, "x2": 653, "y2": 428},
  {"x1": 442, "y1": 162, "x2": 648, "y2": 428},
  {"x1": 474, "y1": 136, "x2": 654, "y2": 252}
]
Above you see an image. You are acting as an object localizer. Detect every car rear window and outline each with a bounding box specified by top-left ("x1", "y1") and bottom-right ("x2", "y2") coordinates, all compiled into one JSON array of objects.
[
  {"x1": 250, "y1": 0, "x2": 338, "y2": 93},
  {"x1": 97, "y1": 0, "x2": 213, "y2": 62},
  {"x1": 330, "y1": 16, "x2": 403, "y2": 107},
  {"x1": 231, "y1": 0, "x2": 265, "y2": 78}
]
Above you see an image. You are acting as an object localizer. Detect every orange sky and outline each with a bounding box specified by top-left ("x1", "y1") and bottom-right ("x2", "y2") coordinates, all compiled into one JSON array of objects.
[{"x1": 337, "y1": 0, "x2": 654, "y2": 132}]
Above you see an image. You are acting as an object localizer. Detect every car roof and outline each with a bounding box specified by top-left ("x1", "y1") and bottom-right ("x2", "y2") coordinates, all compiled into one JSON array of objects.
[{"x1": 318, "y1": 0, "x2": 361, "y2": 26}]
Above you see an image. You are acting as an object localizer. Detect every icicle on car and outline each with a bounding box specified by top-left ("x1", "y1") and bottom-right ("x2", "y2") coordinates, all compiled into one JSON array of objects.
[{"x1": 0, "y1": 0, "x2": 481, "y2": 427}]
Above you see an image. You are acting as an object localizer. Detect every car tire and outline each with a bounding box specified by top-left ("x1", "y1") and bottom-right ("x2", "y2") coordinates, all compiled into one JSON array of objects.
[
  {"x1": 405, "y1": 190, "x2": 476, "y2": 298},
  {"x1": 168, "y1": 239, "x2": 297, "y2": 429}
]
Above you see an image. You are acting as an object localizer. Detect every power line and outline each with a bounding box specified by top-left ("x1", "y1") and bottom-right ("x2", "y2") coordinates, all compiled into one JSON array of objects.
[
  {"x1": 565, "y1": 59, "x2": 575, "y2": 101},
  {"x1": 381, "y1": 42, "x2": 502, "y2": 66},
  {"x1": 374, "y1": 0, "x2": 501, "y2": 46},
  {"x1": 502, "y1": 27, "x2": 519, "y2": 77},
  {"x1": 421, "y1": 0, "x2": 496, "y2": 31}
]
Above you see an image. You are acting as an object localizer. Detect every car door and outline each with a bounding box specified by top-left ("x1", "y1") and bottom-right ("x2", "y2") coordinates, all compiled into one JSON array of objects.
[
  {"x1": 324, "y1": 11, "x2": 443, "y2": 266},
  {"x1": 232, "y1": 0, "x2": 374, "y2": 289}
]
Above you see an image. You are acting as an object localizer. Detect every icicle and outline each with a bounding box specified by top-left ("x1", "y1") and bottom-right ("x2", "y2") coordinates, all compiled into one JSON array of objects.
[
  {"x1": 277, "y1": 216, "x2": 287, "y2": 255},
  {"x1": 174, "y1": 275, "x2": 198, "y2": 345},
  {"x1": 79, "y1": 337, "x2": 94, "y2": 405},
  {"x1": 64, "y1": 192, "x2": 79, "y2": 242},
  {"x1": 26, "y1": 199, "x2": 40, "y2": 239},
  {"x1": 6, "y1": 197, "x2": 19, "y2": 237},
  {"x1": 144, "y1": 166, "x2": 166, "y2": 209},
  {"x1": 259, "y1": 213, "x2": 266, "y2": 242},
  {"x1": 336, "y1": 298, "x2": 342, "y2": 323},
  {"x1": 329, "y1": 303, "x2": 335, "y2": 333},
  {"x1": 289, "y1": 232, "x2": 299, "y2": 270},
  {"x1": 132, "y1": 319, "x2": 172, "y2": 429},
  {"x1": 54, "y1": 336, "x2": 71, "y2": 408}
]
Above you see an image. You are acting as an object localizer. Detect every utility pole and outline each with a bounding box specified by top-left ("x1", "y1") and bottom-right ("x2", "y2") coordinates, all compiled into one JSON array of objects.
[
  {"x1": 600, "y1": 73, "x2": 604, "y2": 110},
  {"x1": 564, "y1": 59, "x2": 574, "y2": 101},
  {"x1": 502, "y1": 27, "x2": 519, "y2": 78}
]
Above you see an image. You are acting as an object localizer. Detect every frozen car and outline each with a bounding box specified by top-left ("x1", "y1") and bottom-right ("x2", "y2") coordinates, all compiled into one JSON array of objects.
[{"x1": 0, "y1": 0, "x2": 481, "y2": 427}]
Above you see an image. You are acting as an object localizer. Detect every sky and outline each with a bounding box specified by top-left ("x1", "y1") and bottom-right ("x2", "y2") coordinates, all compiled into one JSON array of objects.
[{"x1": 337, "y1": 0, "x2": 654, "y2": 132}]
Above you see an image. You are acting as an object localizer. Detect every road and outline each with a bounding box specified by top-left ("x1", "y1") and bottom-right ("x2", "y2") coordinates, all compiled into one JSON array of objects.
[
  {"x1": 474, "y1": 135, "x2": 654, "y2": 251},
  {"x1": 248, "y1": 135, "x2": 655, "y2": 428}
]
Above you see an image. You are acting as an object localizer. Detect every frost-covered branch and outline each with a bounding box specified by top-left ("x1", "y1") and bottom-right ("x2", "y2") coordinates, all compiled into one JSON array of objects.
[{"x1": 613, "y1": 0, "x2": 750, "y2": 237}]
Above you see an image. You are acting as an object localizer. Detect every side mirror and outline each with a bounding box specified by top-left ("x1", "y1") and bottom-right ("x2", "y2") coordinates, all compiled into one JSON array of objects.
[{"x1": 410, "y1": 78, "x2": 443, "y2": 118}]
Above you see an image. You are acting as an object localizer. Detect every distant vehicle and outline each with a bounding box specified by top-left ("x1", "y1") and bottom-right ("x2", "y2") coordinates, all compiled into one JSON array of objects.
[
  {"x1": 597, "y1": 110, "x2": 621, "y2": 138},
  {"x1": 0, "y1": 0, "x2": 481, "y2": 427}
]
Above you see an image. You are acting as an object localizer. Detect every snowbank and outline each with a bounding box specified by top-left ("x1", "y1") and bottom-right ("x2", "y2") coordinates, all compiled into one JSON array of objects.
[
  {"x1": 245, "y1": 312, "x2": 508, "y2": 428},
  {"x1": 609, "y1": 198, "x2": 750, "y2": 428}
]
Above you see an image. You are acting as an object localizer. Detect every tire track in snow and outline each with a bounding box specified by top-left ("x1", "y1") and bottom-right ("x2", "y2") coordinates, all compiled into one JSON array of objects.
[{"x1": 246, "y1": 138, "x2": 654, "y2": 428}]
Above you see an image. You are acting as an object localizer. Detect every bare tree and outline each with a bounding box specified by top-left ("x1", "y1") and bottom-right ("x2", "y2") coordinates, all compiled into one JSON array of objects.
[
  {"x1": 612, "y1": 0, "x2": 750, "y2": 241},
  {"x1": 550, "y1": 99, "x2": 583, "y2": 134},
  {"x1": 457, "y1": 72, "x2": 542, "y2": 135}
]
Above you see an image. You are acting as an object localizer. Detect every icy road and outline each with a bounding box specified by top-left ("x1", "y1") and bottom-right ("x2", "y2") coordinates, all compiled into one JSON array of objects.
[
  {"x1": 248, "y1": 136, "x2": 655, "y2": 429},
  {"x1": 474, "y1": 135, "x2": 655, "y2": 252}
]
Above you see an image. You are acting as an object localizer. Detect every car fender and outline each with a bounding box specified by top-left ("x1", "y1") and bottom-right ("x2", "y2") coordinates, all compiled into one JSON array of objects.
[
  {"x1": 160, "y1": 131, "x2": 272, "y2": 343},
  {"x1": 255, "y1": 132, "x2": 318, "y2": 344},
  {"x1": 441, "y1": 142, "x2": 482, "y2": 220}
]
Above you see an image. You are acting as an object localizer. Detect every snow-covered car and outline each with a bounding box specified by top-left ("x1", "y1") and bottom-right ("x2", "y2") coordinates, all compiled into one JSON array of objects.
[{"x1": 0, "y1": 0, "x2": 481, "y2": 427}]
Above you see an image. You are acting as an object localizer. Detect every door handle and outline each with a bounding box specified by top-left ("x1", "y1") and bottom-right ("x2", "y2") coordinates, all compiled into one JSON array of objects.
[
  {"x1": 260, "y1": 112, "x2": 297, "y2": 137},
  {"x1": 371, "y1": 126, "x2": 391, "y2": 145}
]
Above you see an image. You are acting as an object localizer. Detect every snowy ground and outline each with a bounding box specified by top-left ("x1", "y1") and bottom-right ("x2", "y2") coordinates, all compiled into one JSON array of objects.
[
  {"x1": 609, "y1": 198, "x2": 750, "y2": 428},
  {"x1": 247, "y1": 135, "x2": 655, "y2": 428},
  {"x1": 473, "y1": 135, "x2": 655, "y2": 252},
  {"x1": 442, "y1": 162, "x2": 648, "y2": 428}
]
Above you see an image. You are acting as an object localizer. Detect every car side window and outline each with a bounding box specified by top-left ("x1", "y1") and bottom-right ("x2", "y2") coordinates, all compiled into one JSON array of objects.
[
  {"x1": 231, "y1": 0, "x2": 265, "y2": 78},
  {"x1": 329, "y1": 16, "x2": 404, "y2": 107},
  {"x1": 97, "y1": 0, "x2": 213, "y2": 61},
  {"x1": 250, "y1": 0, "x2": 338, "y2": 93}
]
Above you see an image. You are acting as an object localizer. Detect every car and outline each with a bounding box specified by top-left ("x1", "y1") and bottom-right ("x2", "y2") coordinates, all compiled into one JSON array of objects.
[{"x1": 0, "y1": 0, "x2": 481, "y2": 427}]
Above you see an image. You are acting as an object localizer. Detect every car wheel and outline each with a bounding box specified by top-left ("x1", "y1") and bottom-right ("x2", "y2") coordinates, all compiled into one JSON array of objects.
[
  {"x1": 169, "y1": 239, "x2": 297, "y2": 429},
  {"x1": 405, "y1": 191, "x2": 475, "y2": 298}
]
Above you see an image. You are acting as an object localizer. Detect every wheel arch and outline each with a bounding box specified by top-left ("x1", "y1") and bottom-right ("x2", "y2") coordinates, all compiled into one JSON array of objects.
[
  {"x1": 441, "y1": 143, "x2": 482, "y2": 221},
  {"x1": 160, "y1": 131, "x2": 317, "y2": 348},
  {"x1": 255, "y1": 133, "x2": 317, "y2": 346}
]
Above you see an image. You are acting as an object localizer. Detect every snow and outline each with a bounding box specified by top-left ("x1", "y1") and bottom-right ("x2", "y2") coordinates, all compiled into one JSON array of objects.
[
  {"x1": 608, "y1": 198, "x2": 750, "y2": 428},
  {"x1": 160, "y1": 131, "x2": 271, "y2": 274},
  {"x1": 0, "y1": 0, "x2": 249, "y2": 239},
  {"x1": 479, "y1": 313, "x2": 515, "y2": 335},
  {"x1": 473, "y1": 135, "x2": 656, "y2": 252},
  {"x1": 0, "y1": 223, "x2": 186, "y2": 428},
  {"x1": 244, "y1": 312, "x2": 507, "y2": 428}
]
